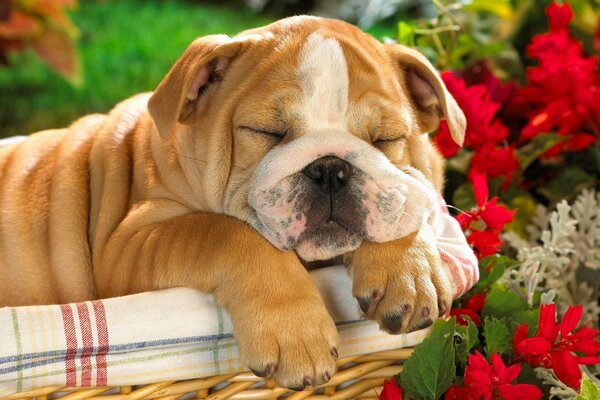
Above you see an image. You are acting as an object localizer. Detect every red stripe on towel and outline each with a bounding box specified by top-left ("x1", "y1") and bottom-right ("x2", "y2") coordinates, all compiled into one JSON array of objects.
[
  {"x1": 92, "y1": 300, "x2": 109, "y2": 386},
  {"x1": 60, "y1": 304, "x2": 77, "y2": 387},
  {"x1": 456, "y1": 255, "x2": 478, "y2": 288},
  {"x1": 77, "y1": 303, "x2": 93, "y2": 386},
  {"x1": 439, "y1": 250, "x2": 465, "y2": 297}
]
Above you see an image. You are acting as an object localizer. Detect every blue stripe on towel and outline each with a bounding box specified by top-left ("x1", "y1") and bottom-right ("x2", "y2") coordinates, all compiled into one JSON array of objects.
[{"x1": 0, "y1": 319, "x2": 364, "y2": 375}]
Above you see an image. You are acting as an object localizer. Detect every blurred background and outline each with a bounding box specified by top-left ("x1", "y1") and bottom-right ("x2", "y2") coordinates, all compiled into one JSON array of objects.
[{"x1": 0, "y1": 0, "x2": 598, "y2": 138}]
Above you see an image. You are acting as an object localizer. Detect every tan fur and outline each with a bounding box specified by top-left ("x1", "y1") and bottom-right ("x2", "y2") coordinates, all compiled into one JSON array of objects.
[{"x1": 0, "y1": 16, "x2": 464, "y2": 389}]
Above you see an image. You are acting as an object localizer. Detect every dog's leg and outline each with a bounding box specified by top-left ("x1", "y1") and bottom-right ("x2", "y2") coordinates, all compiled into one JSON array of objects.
[
  {"x1": 345, "y1": 225, "x2": 453, "y2": 333},
  {"x1": 95, "y1": 199, "x2": 339, "y2": 389}
]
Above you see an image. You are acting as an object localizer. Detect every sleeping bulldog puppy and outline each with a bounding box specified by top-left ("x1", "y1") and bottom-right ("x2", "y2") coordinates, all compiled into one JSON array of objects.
[{"x1": 0, "y1": 16, "x2": 465, "y2": 389}]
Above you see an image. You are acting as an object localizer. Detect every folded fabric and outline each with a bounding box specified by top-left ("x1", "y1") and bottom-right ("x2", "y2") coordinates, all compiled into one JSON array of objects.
[{"x1": 0, "y1": 199, "x2": 477, "y2": 397}]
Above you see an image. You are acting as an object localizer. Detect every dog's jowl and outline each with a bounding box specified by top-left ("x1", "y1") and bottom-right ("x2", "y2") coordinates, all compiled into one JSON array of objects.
[{"x1": 0, "y1": 16, "x2": 465, "y2": 389}]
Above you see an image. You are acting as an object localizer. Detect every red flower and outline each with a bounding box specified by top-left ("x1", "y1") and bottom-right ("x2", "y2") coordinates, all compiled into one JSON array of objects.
[
  {"x1": 467, "y1": 229, "x2": 503, "y2": 258},
  {"x1": 463, "y1": 293, "x2": 487, "y2": 313},
  {"x1": 595, "y1": 20, "x2": 600, "y2": 52},
  {"x1": 543, "y1": 133, "x2": 596, "y2": 158},
  {"x1": 513, "y1": 303, "x2": 600, "y2": 389},
  {"x1": 470, "y1": 145, "x2": 520, "y2": 187},
  {"x1": 468, "y1": 171, "x2": 516, "y2": 230},
  {"x1": 434, "y1": 72, "x2": 510, "y2": 158},
  {"x1": 456, "y1": 171, "x2": 515, "y2": 258},
  {"x1": 435, "y1": 120, "x2": 461, "y2": 158},
  {"x1": 515, "y1": 1, "x2": 600, "y2": 153},
  {"x1": 379, "y1": 378, "x2": 402, "y2": 400},
  {"x1": 547, "y1": 2, "x2": 572, "y2": 32},
  {"x1": 445, "y1": 352, "x2": 542, "y2": 400},
  {"x1": 450, "y1": 308, "x2": 481, "y2": 326}
]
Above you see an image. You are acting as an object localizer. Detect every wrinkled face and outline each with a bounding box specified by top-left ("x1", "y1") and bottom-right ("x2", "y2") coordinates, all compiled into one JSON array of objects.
[{"x1": 222, "y1": 28, "x2": 438, "y2": 262}]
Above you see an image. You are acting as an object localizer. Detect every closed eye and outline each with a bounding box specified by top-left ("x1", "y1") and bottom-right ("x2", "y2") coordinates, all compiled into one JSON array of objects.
[
  {"x1": 373, "y1": 136, "x2": 404, "y2": 146},
  {"x1": 240, "y1": 126, "x2": 285, "y2": 141}
]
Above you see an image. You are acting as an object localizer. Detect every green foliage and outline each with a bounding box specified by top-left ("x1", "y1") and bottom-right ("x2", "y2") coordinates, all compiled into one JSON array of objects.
[
  {"x1": 475, "y1": 256, "x2": 518, "y2": 291},
  {"x1": 483, "y1": 317, "x2": 512, "y2": 358},
  {"x1": 481, "y1": 285, "x2": 528, "y2": 320},
  {"x1": 575, "y1": 375, "x2": 600, "y2": 400},
  {"x1": 454, "y1": 317, "x2": 479, "y2": 367},
  {"x1": 394, "y1": 0, "x2": 524, "y2": 71},
  {"x1": 452, "y1": 182, "x2": 476, "y2": 212},
  {"x1": 0, "y1": 0, "x2": 80, "y2": 83},
  {"x1": 511, "y1": 309, "x2": 540, "y2": 336},
  {"x1": 517, "y1": 134, "x2": 567, "y2": 171},
  {"x1": 538, "y1": 166, "x2": 596, "y2": 204},
  {"x1": 505, "y1": 193, "x2": 538, "y2": 238},
  {"x1": 401, "y1": 319, "x2": 457, "y2": 400},
  {"x1": 398, "y1": 21, "x2": 417, "y2": 47},
  {"x1": 0, "y1": 0, "x2": 274, "y2": 137}
]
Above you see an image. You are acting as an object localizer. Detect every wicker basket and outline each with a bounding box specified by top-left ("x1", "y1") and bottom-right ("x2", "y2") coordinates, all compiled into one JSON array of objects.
[{"x1": 1, "y1": 348, "x2": 413, "y2": 400}]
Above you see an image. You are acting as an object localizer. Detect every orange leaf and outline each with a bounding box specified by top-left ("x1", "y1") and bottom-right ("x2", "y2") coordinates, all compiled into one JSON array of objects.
[
  {"x1": 30, "y1": 25, "x2": 80, "y2": 84},
  {"x1": 0, "y1": 10, "x2": 42, "y2": 39},
  {"x1": 23, "y1": 0, "x2": 78, "y2": 36}
]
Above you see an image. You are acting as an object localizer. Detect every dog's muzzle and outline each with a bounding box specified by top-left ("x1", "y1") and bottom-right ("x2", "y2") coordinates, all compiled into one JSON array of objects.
[{"x1": 247, "y1": 132, "x2": 436, "y2": 261}]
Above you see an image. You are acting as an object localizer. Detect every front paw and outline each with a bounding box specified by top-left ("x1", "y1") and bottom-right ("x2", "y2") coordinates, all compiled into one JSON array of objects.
[
  {"x1": 232, "y1": 294, "x2": 339, "y2": 390},
  {"x1": 347, "y1": 230, "x2": 453, "y2": 334}
]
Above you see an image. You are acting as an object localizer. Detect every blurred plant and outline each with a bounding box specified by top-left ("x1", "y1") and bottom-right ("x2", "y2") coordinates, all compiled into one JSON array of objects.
[
  {"x1": 315, "y1": 0, "x2": 435, "y2": 28},
  {"x1": 0, "y1": 0, "x2": 80, "y2": 84},
  {"x1": 383, "y1": 2, "x2": 600, "y2": 399},
  {"x1": 242, "y1": 0, "x2": 436, "y2": 29},
  {"x1": 393, "y1": 193, "x2": 600, "y2": 400},
  {"x1": 504, "y1": 190, "x2": 600, "y2": 324},
  {"x1": 396, "y1": 0, "x2": 524, "y2": 72}
]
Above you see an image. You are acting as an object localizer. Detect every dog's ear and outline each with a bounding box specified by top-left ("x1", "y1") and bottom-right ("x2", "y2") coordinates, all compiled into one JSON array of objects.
[
  {"x1": 384, "y1": 43, "x2": 466, "y2": 146},
  {"x1": 148, "y1": 35, "x2": 242, "y2": 138}
]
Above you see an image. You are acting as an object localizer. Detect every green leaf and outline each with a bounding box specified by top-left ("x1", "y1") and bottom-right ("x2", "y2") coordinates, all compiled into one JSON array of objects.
[
  {"x1": 454, "y1": 317, "x2": 479, "y2": 367},
  {"x1": 516, "y1": 133, "x2": 566, "y2": 171},
  {"x1": 471, "y1": 41, "x2": 507, "y2": 59},
  {"x1": 464, "y1": 0, "x2": 514, "y2": 19},
  {"x1": 447, "y1": 34, "x2": 477, "y2": 68},
  {"x1": 511, "y1": 309, "x2": 540, "y2": 336},
  {"x1": 590, "y1": 145, "x2": 600, "y2": 172},
  {"x1": 483, "y1": 317, "x2": 512, "y2": 358},
  {"x1": 401, "y1": 319, "x2": 457, "y2": 400},
  {"x1": 574, "y1": 374, "x2": 600, "y2": 400},
  {"x1": 397, "y1": 21, "x2": 417, "y2": 47},
  {"x1": 481, "y1": 286, "x2": 528, "y2": 320},
  {"x1": 538, "y1": 167, "x2": 595, "y2": 203},
  {"x1": 476, "y1": 255, "x2": 517, "y2": 290},
  {"x1": 453, "y1": 182, "x2": 476, "y2": 213},
  {"x1": 505, "y1": 194, "x2": 537, "y2": 238}
]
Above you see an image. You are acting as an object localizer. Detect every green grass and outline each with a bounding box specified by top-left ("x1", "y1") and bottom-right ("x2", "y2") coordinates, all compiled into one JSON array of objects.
[
  {"x1": 0, "y1": 1, "x2": 396, "y2": 137},
  {"x1": 0, "y1": 1, "x2": 275, "y2": 137}
]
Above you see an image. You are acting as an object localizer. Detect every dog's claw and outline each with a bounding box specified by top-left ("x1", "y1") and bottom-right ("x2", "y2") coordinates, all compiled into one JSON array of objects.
[
  {"x1": 356, "y1": 296, "x2": 371, "y2": 314},
  {"x1": 250, "y1": 363, "x2": 275, "y2": 378},
  {"x1": 409, "y1": 318, "x2": 433, "y2": 332},
  {"x1": 438, "y1": 300, "x2": 449, "y2": 316},
  {"x1": 330, "y1": 347, "x2": 339, "y2": 359},
  {"x1": 303, "y1": 376, "x2": 313, "y2": 387},
  {"x1": 382, "y1": 313, "x2": 404, "y2": 333},
  {"x1": 356, "y1": 289, "x2": 380, "y2": 314}
]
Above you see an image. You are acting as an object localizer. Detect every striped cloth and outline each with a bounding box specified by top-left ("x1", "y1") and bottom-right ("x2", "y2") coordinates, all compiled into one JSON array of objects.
[{"x1": 0, "y1": 200, "x2": 477, "y2": 397}]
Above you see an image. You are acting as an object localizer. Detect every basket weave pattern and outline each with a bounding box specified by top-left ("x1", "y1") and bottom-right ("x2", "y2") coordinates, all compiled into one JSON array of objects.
[{"x1": 1, "y1": 349, "x2": 413, "y2": 400}]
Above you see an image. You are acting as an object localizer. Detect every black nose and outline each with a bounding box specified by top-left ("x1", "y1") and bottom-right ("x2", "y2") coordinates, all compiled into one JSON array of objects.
[{"x1": 302, "y1": 156, "x2": 353, "y2": 194}]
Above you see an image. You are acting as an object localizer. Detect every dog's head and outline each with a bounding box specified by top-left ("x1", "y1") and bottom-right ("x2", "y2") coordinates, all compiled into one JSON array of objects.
[{"x1": 147, "y1": 16, "x2": 465, "y2": 261}]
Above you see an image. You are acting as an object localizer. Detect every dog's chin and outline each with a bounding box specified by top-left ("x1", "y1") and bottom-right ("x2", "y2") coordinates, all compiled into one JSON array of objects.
[{"x1": 293, "y1": 221, "x2": 362, "y2": 262}]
